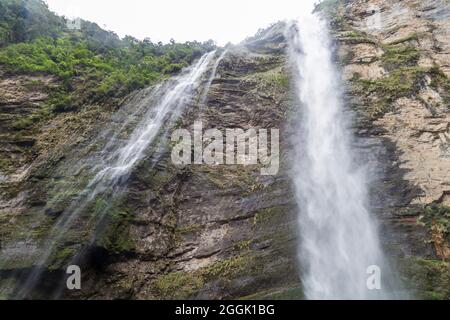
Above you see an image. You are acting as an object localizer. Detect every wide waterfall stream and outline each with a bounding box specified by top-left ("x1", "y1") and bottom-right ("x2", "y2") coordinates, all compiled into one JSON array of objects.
[{"x1": 287, "y1": 9, "x2": 396, "y2": 299}]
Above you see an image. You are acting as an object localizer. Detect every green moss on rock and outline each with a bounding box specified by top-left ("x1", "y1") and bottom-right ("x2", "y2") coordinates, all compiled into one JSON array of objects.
[
  {"x1": 96, "y1": 204, "x2": 135, "y2": 254},
  {"x1": 381, "y1": 44, "x2": 420, "y2": 70},
  {"x1": 253, "y1": 205, "x2": 293, "y2": 226},
  {"x1": 203, "y1": 255, "x2": 254, "y2": 280},
  {"x1": 352, "y1": 67, "x2": 428, "y2": 118},
  {"x1": 151, "y1": 255, "x2": 257, "y2": 299},
  {"x1": 47, "y1": 246, "x2": 77, "y2": 271},
  {"x1": 339, "y1": 30, "x2": 376, "y2": 44},
  {"x1": 154, "y1": 271, "x2": 204, "y2": 300},
  {"x1": 245, "y1": 67, "x2": 289, "y2": 91}
]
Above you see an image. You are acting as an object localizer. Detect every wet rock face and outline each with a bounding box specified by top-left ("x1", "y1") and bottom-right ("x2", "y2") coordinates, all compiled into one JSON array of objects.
[
  {"x1": 0, "y1": 71, "x2": 54, "y2": 182},
  {"x1": 78, "y1": 34, "x2": 300, "y2": 300},
  {"x1": 0, "y1": 24, "x2": 301, "y2": 299},
  {"x1": 332, "y1": 0, "x2": 450, "y2": 298}
]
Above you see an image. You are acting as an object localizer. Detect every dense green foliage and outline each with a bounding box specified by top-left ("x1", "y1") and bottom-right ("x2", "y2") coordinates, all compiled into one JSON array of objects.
[
  {"x1": 0, "y1": 0, "x2": 63, "y2": 45},
  {"x1": 0, "y1": 0, "x2": 215, "y2": 127},
  {"x1": 400, "y1": 258, "x2": 450, "y2": 300},
  {"x1": 0, "y1": 36, "x2": 214, "y2": 107},
  {"x1": 420, "y1": 204, "x2": 450, "y2": 236}
]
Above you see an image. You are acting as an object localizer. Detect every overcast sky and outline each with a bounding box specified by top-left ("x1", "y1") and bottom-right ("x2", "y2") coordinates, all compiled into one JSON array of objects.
[{"x1": 44, "y1": 0, "x2": 317, "y2": 45}]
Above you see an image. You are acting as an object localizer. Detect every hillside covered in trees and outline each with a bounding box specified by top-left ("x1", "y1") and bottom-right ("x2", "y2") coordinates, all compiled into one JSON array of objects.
[{"x1": 0, "y1": 0, "x2": 215, "y2": 126}]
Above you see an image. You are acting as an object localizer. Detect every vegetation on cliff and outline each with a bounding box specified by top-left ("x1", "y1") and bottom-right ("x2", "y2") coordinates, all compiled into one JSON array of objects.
[
  {"x1": 0, "y1": 0, "x2": 215, "y2": 128},
  {"x1": 419, "y1": 204, "x2": 450, "y2": 261},
  {"x1": 0, "y1": 0, "x2": 63, "y2": 45}
]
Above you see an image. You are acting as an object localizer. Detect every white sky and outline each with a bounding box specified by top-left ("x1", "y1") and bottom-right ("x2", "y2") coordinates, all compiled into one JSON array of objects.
[{"x1": 44, "y1": 0, "x2": 317, "y2": 45}]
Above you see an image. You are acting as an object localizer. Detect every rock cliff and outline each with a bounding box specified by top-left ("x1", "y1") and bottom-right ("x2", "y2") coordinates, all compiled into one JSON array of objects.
[
  {"x1": 0, "y1": 0, "x2": 449, "y2": 299},
  {"x1": 331, "y1": 0, "x2": 450, "y2": 299}
]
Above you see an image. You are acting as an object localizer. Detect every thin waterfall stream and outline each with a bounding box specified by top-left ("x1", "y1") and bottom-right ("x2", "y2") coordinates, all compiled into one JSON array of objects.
[
  {"x1": 287, "y1": 9, "x2": 396, "y2": 299},
  {"x1": 3, "y1": 51, "x2": 217, "y2": 298}
]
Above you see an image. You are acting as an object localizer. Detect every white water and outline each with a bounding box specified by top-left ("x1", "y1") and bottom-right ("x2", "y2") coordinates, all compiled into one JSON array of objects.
[
  {"x1": 287, "y1": 10, "x2": 389, "y2": 299},
  {"x1": 90, "y1": 51, "x2": 215, "y2": 187},
  {"x1": 199, "y1": 49, "x2": 228, "y2": 108},
  {"x1": 10, "y1": 51, "x2": 216, "y2": 298}
]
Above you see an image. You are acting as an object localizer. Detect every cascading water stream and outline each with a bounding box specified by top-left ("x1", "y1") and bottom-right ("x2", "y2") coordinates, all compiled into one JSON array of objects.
[
  {"x1": 6, "y1": 51, "x2": 216, "y2": 298},
  {"x1": 199, "y1": 49, "x2": 228, "y2": 109},
  {"x1": 287, "y1": 7, "x2": 395, "y2": 299}
]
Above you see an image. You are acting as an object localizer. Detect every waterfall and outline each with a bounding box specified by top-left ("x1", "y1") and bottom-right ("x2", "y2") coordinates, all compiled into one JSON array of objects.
[
  {"x1": 287, "y1": 9, "x2": 393, "y2": 299},
  {"x1": 199, "y1": 49, "x2": 228, "y2": 109},
  {"x1": 6, "y1": 51, "x2": 216, "y2": 298}
]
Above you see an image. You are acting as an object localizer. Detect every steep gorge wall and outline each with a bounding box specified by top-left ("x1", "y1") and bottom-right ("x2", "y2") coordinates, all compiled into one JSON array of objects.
[
  {"x1": 0, "y1": 26, "x2": 302, "y2": 299},
  {"x1": 331, "y1": 0, "x2": 450, "y2": 299},
  {"x1": 0, "y1": 0, "x2": 449, "y2": 300},
  {"x1": 69, "y1": 32, "x2": 301, "y2": 300}
]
